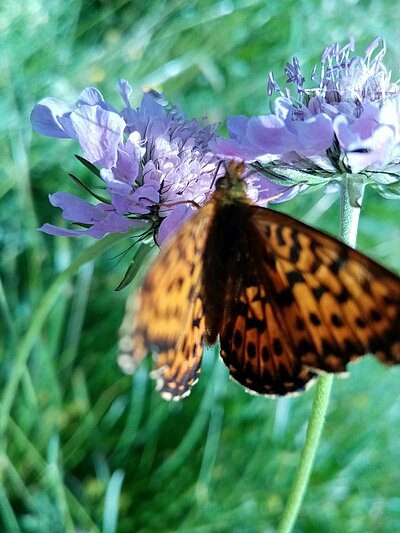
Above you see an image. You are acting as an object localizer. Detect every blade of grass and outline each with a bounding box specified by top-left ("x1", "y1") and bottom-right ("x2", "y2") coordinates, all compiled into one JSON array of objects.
[{"x1": 0, "y1": 232, "x2": 130, "y2": 442}]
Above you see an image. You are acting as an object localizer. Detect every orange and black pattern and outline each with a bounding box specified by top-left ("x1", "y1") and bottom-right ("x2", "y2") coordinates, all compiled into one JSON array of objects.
[{"x1": 119, "y1": 161, "x2": 400, "y2": 400}]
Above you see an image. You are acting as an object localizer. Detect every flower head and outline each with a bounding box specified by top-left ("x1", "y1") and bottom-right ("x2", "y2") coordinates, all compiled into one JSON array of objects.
[
  {"x1": 213, "y1": 37, "x2": 400, "y2": 200},
  {"x1": 31, "y1": 80, "x2": 298, "y2": 244},
  {"x1": 31, "y1": 81, "x2": 221, "y2": 243}
]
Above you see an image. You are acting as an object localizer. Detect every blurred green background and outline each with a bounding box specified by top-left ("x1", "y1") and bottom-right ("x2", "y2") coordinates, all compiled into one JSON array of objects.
[{"x1": 2, "y1": 1, "x2": 400, "y2": 532}]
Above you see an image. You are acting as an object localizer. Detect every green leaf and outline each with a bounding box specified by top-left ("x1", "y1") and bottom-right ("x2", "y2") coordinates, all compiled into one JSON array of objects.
[
  {"x1": 373, "y1": 180, "x2": 400, "y2": 200},
  {"x1": 114, "y1": 242, "x2": 155, "y2": 291},
  {"x1": 75, "y1": 155, "x2": 101, "y2": 177},
  {"x1": 69, "y1": 174, "x2": 110, "y2": 203}
]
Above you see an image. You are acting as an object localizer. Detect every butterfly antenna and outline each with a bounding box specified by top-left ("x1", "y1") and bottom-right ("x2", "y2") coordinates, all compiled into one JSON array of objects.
[
  {"x1": 209, "y1": 160, "x2": 226, "y2": 191},
  {"x1": 249, "y1": 162, "x2": 307, "y2": 203}
]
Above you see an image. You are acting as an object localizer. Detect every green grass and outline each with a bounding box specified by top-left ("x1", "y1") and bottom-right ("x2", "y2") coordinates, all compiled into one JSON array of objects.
[{"x1": 2, "y1": 1, "x2": 400, "y2": 531}]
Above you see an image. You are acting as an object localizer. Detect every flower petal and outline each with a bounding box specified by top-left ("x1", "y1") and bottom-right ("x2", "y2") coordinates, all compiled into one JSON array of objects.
[
  {"x1": 48, "y1": 192, "x2": 104, "y2": 223},
  {"x1": 247, "y1": 172, "x2": 302, "y2": 204},
  {"x1": 157, "y1": 204, "x2": 195, "y2": 245},
  {"x1": 119, "y1": 79, "x2": 133, "y2": 109},
  {"x1": 247, "y1": 115, "x2": 299, "y2": 155},
  {"x1": 77, "y1": 87, "x2": 106, "y2": 108},
  {"x1": 30, "y1": 98, "x2": 74, "y2": 139},
  {"x1": 39, "y1": 214, "x2": 141, "y2": 238},
  {"x1": 39, "y1": 223, "x2": 98, "y2": 237},
  {"x1": 344, "y1": 125, "x2": 396, "y2": 173},
  {"x1": 110, "y1": 185, "x2": 159, "y2": 215},
  {"x1": 70, "y1": 105, "x2": 125, "y2": 167},
  {"x1": 295, "y1": 114, "x2": 334, "y2": 153},
  {"x1": 226, "y1": 115, "x2": 250, "y2": 142}
]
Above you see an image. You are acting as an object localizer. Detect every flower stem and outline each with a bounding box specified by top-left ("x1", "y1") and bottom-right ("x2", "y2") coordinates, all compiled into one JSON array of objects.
[
  {"x1": 276, "y1": 177, "x2": 364, "y2": 533},
  {"x1": 340, "y1": 175, "x2": 365, "y2": 248},
  {"x1": 277, "y1": 375, "x2": 333, "y2": 533}
]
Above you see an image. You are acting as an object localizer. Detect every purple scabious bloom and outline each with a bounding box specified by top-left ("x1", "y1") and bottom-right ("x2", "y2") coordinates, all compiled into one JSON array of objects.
[
  {"x1": 31, "y1": 81, "x2": 219, "y2": 243},
  {"x1": 31, "y1": 81, "x2": 297, "y2": 245},
  {"x1": 212, "y1": 37, "x2": 400, "y2": 201}
]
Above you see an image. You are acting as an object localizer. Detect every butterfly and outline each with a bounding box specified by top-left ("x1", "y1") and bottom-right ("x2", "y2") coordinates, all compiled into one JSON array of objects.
[{"x1": 118, "y1": 160, "x2": 400, "y2": 400}]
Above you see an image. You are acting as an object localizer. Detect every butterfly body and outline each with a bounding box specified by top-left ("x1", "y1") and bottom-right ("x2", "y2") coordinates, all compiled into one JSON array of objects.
[
  {"x1": 202, "y1": 180, "x2": 254, "y2": 344},
  {"x1": 119, "y1": 161, "x2": 400, "y2": 400}
]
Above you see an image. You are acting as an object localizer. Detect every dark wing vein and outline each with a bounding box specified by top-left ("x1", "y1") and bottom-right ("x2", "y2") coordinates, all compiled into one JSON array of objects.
[
  {"x1": 218, "y1": 216, "x2": 317, "y2": 396},
  {"x1": 251, "y1": 206, "x2": 400, "y2": 373}
]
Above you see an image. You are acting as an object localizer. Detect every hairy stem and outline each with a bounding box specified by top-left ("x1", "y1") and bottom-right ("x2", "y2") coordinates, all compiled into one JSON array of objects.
[
  {"x1": 340, "y1": 176, "x2": 365, "y2": 247},
  {"x1": 276, "y1": 177, "x2": 364, "y2": 533}
]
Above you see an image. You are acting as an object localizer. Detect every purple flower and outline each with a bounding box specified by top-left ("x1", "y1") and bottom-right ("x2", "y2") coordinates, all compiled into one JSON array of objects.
[
  {"x1": 213, "y1": 37, "x2": 400, "y2": 200},
  {"x1": 31, "y1": 82, "x2": 219, "y2": 243},
  {"x1": 31, "y1": 80, "x2": 298, "y2": 244}
]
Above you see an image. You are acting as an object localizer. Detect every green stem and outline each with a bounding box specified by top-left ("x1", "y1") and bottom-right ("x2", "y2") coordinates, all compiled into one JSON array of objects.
[
  {"x1": 277, "y1": 375, "x2": 333, "y2": 533},
  {"x1": 276, "y1": 176, "x2": 365, "y2": 533},
  {"x1": 339, "y1": 175, "x2": 365, "y2": 247},
  {"x1": 0, "y1": 232, "x2": 129, "y2": 441}
]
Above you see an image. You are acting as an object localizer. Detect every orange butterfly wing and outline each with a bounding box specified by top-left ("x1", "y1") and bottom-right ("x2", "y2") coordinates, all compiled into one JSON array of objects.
[
  {"x1": 219, "y1": 206, "x2": 400, "y2": 396},
  {"x1": 119, "y1": 159, "x2": 400, "y2": 400},
  {"x1": 118, "y1": 204, "x2": 214, "y2": 400}
]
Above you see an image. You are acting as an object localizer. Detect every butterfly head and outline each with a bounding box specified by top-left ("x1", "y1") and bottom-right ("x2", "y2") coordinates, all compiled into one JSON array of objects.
[{"x1": 214, "y1": 160, "x2": 248, "y2": 203}]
